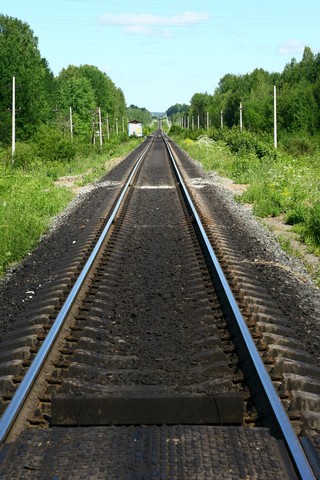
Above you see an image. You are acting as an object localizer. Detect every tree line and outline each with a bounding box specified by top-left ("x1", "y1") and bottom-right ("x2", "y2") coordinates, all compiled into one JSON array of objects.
[
  {"x1": 166, "y1": 47, "x2": 320, "y2": 141},
  {"x1": 0, "y1": 15, "x2": 152, "y2": 146}
]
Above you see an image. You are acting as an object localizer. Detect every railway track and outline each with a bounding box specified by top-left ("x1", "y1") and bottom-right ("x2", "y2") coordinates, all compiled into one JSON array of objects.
[{"x1": 0, "y1": 131, "x2": 319, "y2": 478}]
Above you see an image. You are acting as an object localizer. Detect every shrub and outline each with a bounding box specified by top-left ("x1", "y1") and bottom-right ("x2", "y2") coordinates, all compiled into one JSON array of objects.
[
  {"x1": 282, "y1": 134, "x2": 317, "y2": 156},
  {"x1": 12, "y1": 142, "x2": 38, "y2": 169},
  {"x1": 169, "y1": 125, "x2": 184, "y2": 135},
  {"x1": 303, "y1": 203, "x2": 320, "y2": 246},
  {"x1": 210, "y1": 127, "x2": 277, "y2": 160},
  {"x1": 241, "y1": 183, "x2": 283, "y2": 217},
  {"x1": 285, "y1": 206, "x2": 306, "y2": 225},
  {"x1": 34, "y1": 125, "x2": 76, "y2": 162}
]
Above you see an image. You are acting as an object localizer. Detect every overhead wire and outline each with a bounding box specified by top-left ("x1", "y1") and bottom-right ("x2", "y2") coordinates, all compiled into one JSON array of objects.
[{"x1": 2, "y1": 1, "x2": 319, "y2": 29}]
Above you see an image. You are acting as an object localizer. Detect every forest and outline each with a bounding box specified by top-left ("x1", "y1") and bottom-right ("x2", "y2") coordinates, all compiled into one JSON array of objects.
[{"x1": 167, "y1": 46, "x2": 320, "y2": 147}]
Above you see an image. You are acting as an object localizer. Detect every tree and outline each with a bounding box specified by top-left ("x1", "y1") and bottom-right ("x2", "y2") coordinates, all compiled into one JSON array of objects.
[
  {"x1": 126, "y1": 105, "x2": 152, "y2": 125},
  {"x1": 190, "y1": 93, "x2": 211, "y2": 127},
  {"x1": 57, "y1": 76, "x2": 96, "y2": 138},
  {"x1": 166, "y1": 103, "x2": 189, "y2": 118},
  {"x1": 0, "y1": 15, "x2": 53, "y2": 143},
  {"x1": 55, "y1": 65, "x2": 127, "y2": 137},
  {"x1": 278, "y1": 81, "x2": 318, "y2": 133}
]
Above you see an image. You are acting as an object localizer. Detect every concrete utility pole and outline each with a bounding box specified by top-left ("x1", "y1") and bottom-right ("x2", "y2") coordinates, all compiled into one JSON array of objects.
[
  {"x1": 12, "y1": 76, "x2": 15, "y2": 162},
  {"x1": 69, "y1": 106, "x2": 73, "y2": 140},
  {"x1": 115, "y1": 118, "x2": 119, "y2": 136},
  {"x1": 106, "y1": 115, "x2": 110, "y2": 140},
  {"x1": 98, "y1": 107, "x2": 103, "y2": 146},
  {"x1": 197, "y1": 115, "x2": 200, "y2": 129},
  {"x1": 240, "y1": 102, "x2": 243, "y2": 132},
  {"x1": 274, "y1": 85, "x2": 277, "y2": 149},
  {"x1": 207, "y1": 112, "x2": 209, "y2": 131},
  {"x1": 220, "y1": 110, "x2": 223, "y2": 129}
]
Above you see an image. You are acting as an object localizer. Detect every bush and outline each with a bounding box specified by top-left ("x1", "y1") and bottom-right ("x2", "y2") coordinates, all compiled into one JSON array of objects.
[
  {"x1": 241, "y1": 183, "x2": 283, "y2": 217},
  {"x1": 282, "y1": 133, "x2": 317, "y2": 156},
  {"x1": 34, "y1": 125, "x2": 76, "y2": 162},
  {"x1": 303, "y1": 203, "x2": 320, "y2": 246},
  {"x1": 285, "y1": 206, "x2": 306, "y2": 225},
  {"x1": 169, "y1": 125, "x2": 184, "y2": 135},
  {"x1": 12, "y1": 142, "x2": 38, "y2": 169}
]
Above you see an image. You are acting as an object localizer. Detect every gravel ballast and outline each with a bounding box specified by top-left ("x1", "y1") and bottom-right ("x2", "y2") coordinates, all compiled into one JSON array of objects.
[{"x1": 0, "y1": 138, "x2": 319, "y2": 366}]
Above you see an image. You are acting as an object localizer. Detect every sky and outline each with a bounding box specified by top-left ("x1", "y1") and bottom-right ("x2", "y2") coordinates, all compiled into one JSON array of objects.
[{"x1": 1, "y1": 1, "x2": 320, "y2": 112}]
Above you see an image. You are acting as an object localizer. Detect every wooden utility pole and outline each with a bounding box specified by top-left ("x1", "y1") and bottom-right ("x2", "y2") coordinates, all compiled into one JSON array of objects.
[{"x1": 274, "y1": 85, "x2": 277, "y2": 149}]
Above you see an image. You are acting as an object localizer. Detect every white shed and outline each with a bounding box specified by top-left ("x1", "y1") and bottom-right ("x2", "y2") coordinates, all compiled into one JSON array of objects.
[{"x1": 128, "y1": 120, "x2": 143, "y2": 137}]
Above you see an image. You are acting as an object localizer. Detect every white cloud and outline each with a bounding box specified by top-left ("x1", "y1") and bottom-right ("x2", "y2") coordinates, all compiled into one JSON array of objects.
[
  {"x1": 99, "y1": 11, "x2": 210, "y2": 36},
  {"x1": 277, "y1": 40, "x2": 305, "y2": 55}
]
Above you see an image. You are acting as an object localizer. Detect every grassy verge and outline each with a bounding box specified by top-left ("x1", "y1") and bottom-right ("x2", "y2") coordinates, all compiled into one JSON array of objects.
[
  {"x1": 0, "y1": 136, "x2": 143, "y2": 276},
  {"x1": 170, "y1": 127, "x2": 320, "y2": 282}
]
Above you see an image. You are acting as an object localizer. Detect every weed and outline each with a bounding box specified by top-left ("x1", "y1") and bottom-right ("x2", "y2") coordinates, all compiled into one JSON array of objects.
[
  {"x1": 0, "y1": 136, "x2": 143, "y2": 275},
  {"x1": 302, "y1": 203, "x2": 320, "y2": 246},
  {"x1": 171, "y1": 126, "x2": 320, "y2": 253}
]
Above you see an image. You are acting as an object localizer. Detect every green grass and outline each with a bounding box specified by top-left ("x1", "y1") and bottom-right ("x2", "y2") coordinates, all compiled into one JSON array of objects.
[
  {"x1": 171, "y1": 129, "x2": 320, "y2": 252},
  {"x1": 0, "y1": 169, "x2": 73, "y2": 274},
  {"x1": 0, "y1": 136, "x2": 143, "y2": 275}
]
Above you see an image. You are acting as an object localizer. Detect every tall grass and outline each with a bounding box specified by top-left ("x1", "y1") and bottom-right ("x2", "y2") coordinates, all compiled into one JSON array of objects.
[
  {"x1": 171, "y1": 128, "x2": 320, "y2": 254},
  {"x1": 0, "y1": 168, "x2": 73, "y2": 274},
  {"x1": 0, "y1": 135, "x2": 143, "y2": 275}
]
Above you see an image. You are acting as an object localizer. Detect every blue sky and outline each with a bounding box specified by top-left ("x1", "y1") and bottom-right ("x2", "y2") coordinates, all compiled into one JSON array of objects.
[{"x1": 1, "y1": 0, "x2": 320, "y2": 112}]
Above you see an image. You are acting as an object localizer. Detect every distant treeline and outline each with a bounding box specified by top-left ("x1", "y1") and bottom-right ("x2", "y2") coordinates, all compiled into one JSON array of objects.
[{"x1": 167, "y1": 47, "x2": 320, "y2": 139}]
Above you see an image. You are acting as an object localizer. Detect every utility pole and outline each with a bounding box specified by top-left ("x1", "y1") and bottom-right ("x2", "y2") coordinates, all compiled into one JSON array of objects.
[
  {"x1": 98, "y1": 107, "x2": 103, "y2": 146},
  {"x1": 115, "y1": 118, "x2": 119, "y2": 136},
  {"x1": 12, "y1": 76, "x2": 15, "y2": 162},
  {"x1": 207, "y1": 112, "x2": 209, "y2": 131},
  {"x1": 220, "y1": 110, "x2": 223, "y2": 129},
  {"x1": 274, "y1": 85, "x2": 277, "y2": 149},
  {"x1": 106, "y1": 115, "x2": 110, "y2": 140},
  {"x1": 240, "y1": 102, "x2": 243, "y2": 132},
  {"x1": 69, "y1": 106, "x2": 73, "y2": 140},
  {"x1": 197, "y1": 115, "x2": 200, "y2": 129}
]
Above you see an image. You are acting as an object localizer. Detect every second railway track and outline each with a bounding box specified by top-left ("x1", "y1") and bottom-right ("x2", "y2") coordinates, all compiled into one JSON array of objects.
[{"x1": 0, "y1": 131, "x2": 319, "y2": 479}]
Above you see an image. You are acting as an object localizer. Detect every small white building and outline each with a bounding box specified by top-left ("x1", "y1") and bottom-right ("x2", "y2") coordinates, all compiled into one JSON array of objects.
[{"x1": 128, "y1": 120, "x2": 143, "y2": 137}]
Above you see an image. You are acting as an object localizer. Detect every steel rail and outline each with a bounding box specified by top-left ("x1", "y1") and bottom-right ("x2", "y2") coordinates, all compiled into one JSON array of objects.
[
  {"x1": 163, "y1": 135, "x2": 315, "y2": 480},
  {"x1": 0, "y1": 137, "x2": 154, "y2": 445}
]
